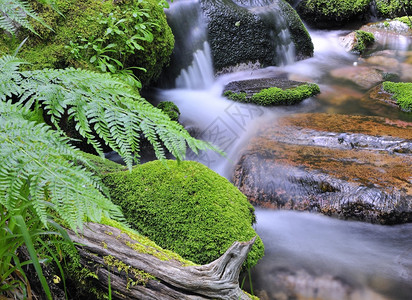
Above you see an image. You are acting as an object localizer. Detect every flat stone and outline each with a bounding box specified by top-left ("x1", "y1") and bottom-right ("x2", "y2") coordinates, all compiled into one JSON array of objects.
[
  {"x1": 330, "y1": 66, "x2": 383, "y2": 89},
  {"x1": 233, "y1": 113, "x2": 412, "y2": 224}
]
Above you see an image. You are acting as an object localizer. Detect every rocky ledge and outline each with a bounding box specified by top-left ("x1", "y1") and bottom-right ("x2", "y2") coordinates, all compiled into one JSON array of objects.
[{"x1": 233, "y1": 113, "x2": 412, "y2": 224}]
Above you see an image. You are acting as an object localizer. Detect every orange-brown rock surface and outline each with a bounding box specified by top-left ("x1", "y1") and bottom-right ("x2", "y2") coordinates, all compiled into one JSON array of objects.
[{"x1": 233, "y1": 113, "x2": 412, "y2": 224}]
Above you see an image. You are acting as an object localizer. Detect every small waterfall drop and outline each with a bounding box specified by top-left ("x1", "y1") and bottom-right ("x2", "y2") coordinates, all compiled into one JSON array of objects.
[
  {"x1": 236, "y1": 0, "x2": 296, "y2": 66},
  {"x1": 175, "y1": 41, "x2": 214, "y2": 89},
  {"x1": 163, "y1": 0, "x2": 213, "y2": 88}
]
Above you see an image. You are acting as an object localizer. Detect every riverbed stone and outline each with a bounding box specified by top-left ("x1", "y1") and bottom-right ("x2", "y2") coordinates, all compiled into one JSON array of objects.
[
  {"x1": 330, "y1": 66, "x2": 384, "y2": 89},
  {"x1": 233, "y1": 113, "x2": 412, "y2": 224}
]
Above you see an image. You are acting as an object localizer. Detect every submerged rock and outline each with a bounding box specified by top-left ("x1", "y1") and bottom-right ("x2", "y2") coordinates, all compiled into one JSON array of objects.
[
  {"x1": 233, "y1": 113, "x2": 412, "y2": 224},
  {"x1": 330, "y1": 66, "x2": 384, "y2": 89}
]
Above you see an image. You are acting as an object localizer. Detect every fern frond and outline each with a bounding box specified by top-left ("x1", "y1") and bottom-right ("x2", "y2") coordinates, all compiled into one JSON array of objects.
[
  {"x1": 0, "y1": 101, "x2": 123, "y2": 231},
  {"x1": 0, "y1": 58, "x2": 218, "y2": 168},
  {"x1": 0, "y1": 0, "x2": 52, "y2": 35}
]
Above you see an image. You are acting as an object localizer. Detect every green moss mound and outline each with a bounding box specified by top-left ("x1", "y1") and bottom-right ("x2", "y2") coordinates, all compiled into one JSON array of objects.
[
  {"x1": 382, "y1": 81, "x2": 412, "y2": 112},
  {"x1": 102, "y1": 160, "x2": 265, "y2": 268},
  {"x1": 278, "y1": 0, "x2": 314, "y2": 59},
  {"x1": 224, "y1": 83, "x2": 320, "y2": 106},
  {"x1": 353, "y1": 30, "x2": 375, "y2": 53},
  {"x1": 0, "y1": 0, "x2": 174, "y2": 86},
  {"x1": 376, "y1": 0, "x2": 412, "y2": 18},
  {"x1": 297, "y1": 0, "x2": 370, "y2": 27},
  {"x1": 156, "y1": 101, "x2": 180, "y2": 121}
]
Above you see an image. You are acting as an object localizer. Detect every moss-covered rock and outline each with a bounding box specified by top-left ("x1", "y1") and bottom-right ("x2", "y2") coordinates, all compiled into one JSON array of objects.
[
  {"x1": 102, "y1": 160, "x2": 264, "y2": 268},
  {"x1": 156, "y1": 101, "x2": 180, "y2": 121},
  {"x1": 200, "y1": 0, "x2": 313, "y2": 72},
  {"x1": 353, "y1": 30, "x2": 375, "y2": 53},
  {"x1": 0, "y1": 0, "x2": 174, "y2": 86},
  {"x1": 224, "y1": 80, "x2": 320, "y2": 106},
  {"x1": 376, "y1": 0, "x2": 412, "y2": 18},
  {"x1": 382, "y1": 81, "x2": 412, "y2": 112},
  {"x1": 296, "y1": 0, "x2": 371, "y2": 28}
]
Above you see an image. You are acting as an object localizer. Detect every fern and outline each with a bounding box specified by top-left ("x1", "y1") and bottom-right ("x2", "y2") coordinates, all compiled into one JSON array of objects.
[
  {"x1": 0, "y1": 0, "x2": 52, "y2": 35},
  {"x1": 0, "y1": 55, "x2": 217, "y2": 169},
  {"x1": 0, "y1": 100, "x2": 123, "y2": 231}
]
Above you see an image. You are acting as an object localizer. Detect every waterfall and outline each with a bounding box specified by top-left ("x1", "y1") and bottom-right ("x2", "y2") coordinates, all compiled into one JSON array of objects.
[
  {"x1": 236, "y1": 0, "x2": 296, "y2": 66},
  {"x1": 175, "y1": 41, "x2": 215, "y2": 89},
  {"x1": 163, "y1": 0, "x2": 214, "y2": 89}
]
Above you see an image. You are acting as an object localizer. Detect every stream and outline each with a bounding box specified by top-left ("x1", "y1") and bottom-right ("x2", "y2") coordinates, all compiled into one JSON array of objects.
[{"x1": 151, "y1": 1, "x2": 412, "y2": 299}]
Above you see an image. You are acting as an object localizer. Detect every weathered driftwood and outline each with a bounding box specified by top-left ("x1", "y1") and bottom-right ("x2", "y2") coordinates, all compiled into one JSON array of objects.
[{"x1": 68, "y1": 223, "x2": 256, "y2": 300}]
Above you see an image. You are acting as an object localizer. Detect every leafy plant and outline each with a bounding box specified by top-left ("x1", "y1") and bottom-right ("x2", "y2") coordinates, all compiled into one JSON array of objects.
[
  {"x1": 65, "y1": 5, "x2": 159, "y2": 88},
  {"x1": 0, "y1": 100, "x2": 122, "y2": 298},
  {"x1": 0, "y1": 0, "x2": 54, "y2": 35},
  {"x1": 0, "y1": 54, "x2": 218, "y2": 298},
  {"x1": 0, "y1": 55, "x2": 215, "y2": 168}
]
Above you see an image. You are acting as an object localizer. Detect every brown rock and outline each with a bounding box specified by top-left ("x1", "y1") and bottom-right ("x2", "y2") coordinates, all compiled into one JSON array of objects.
[
  {"x1": 233, "y1": 113, "x2": 412, "y2": 224},
  {"x1": 330, "y1": 66, "x2": 383, "y2": 89}
]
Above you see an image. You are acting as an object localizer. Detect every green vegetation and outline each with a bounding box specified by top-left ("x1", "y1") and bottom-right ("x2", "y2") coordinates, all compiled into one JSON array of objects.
[
  {"x1": 382, "y1": 81, "x2": 412, "y2": 111},
  {"x1": 0, "y1": 54, "x2": 217, "y2": 298},
  {"x1": 79, "y1": 152, "x2": 127, "y2": 174},
  {"x1": 157, "y1": 101, "x2": 180, "y2": 121},
  {"x1": 224, "y1": 90, "x2": 248, "y2": 102},
  {"x1": 0, "y1": 0, "x2": 174, "y2": 86},
  {"x1": 224, "y1": 84, "x2": 320, "y2": 106},
  {"x1": 396, "y1": 16, "x2": 412, "y2": 28},
  {"x1": 376, "y1": 0, "x2": 412, "y2": 18},
  {"x1": 103, "y1": 160, "x2": 265, "y2": 268},
  {"x1": 353, "y1": 30, "x2": 375, "y2": 53},
  {"x1": 297, "y1": 0, "x2": 370, "y2": 26}
]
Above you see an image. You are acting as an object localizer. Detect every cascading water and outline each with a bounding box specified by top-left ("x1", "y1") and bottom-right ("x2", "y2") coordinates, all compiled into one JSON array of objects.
[
  {"x1": 156, "y1": 1, "x2": 412, "y2": 299},
  {"x1": 236, "y1": 0, "x2": 296, "y2": 65},
  {"x1": 175, "y1": 41, "x2": 214, "y2": 89}
]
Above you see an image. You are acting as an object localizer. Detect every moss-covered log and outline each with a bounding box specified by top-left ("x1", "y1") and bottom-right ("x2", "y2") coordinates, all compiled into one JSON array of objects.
[{"x1": 68, "y1": 223, "x2": 256, "y2": 300}]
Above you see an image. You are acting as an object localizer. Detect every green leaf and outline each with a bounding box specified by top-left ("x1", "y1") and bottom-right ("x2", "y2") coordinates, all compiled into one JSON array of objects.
[{"x1": 14, "y1": 215, "x2": 52, "y2": 300}]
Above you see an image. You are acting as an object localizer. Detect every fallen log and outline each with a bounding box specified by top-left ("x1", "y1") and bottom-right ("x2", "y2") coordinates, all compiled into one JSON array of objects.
[{"x1": 68, "y1": 223, "x2": 256, "y2": 299}]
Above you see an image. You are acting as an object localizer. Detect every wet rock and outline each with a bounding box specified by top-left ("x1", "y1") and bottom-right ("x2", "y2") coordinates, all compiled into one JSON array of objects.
[
  {"x1": 330, "y1": 66, "x2": 384, "y2": 89},
  {"x1": 200, "y1": 0, "x2": 313, "y2": 72},
  {"x1": 223, "y1": 77, "x2": 306, "y2": 96},
  {"x1": 363, "y1": 55, "x2": 400, "y2": 70},
  {"x1": 233, "y1": 113, "x2": 412, "y2": 224},
  {"x1": 339, "y1": 31, "x2": 359, "y2": 52},
  {"x1": 367, "y1": 84, "x2": 400, "y2": 108},
  {"x1": 359, "y1": 20, "x2": 412, "y2": 49},
  {"x1": 296, "y1": 0, "x2": 371, "y2": 29},
  {"x1": 339, "y1": 30, "x2": 375, "y2": 54}
]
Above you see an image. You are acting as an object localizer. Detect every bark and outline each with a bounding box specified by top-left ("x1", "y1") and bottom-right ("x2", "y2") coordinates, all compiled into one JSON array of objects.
[{"x1": 68, "y1": 223, "x2": 256, "y2": 300}]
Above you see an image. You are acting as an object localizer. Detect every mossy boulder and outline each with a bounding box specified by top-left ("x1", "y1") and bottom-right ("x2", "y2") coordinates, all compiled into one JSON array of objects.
[
  {"x1": 376, "y1": 0, "x2": 412, "y2": 18},
  {"x1": 382, "y1": 81, "x2": 412, "y2": 112},
  {"x1": 156, "y1": 101, "x2": 180, "y2": 121},
  {"x1": 296, "y1": 0, "x2": 371, "y2": 28},
  {"x1": 200, "y1": 0, "x2": 313, "y2": 72},
  {"x1": 0, "y1": 0, "x2": 174, "y2": 86},
  {"x1": 340, "y1": 30, "x2": 375, "y2": 54},
  {"x1": 223, "y1": 78, "x2": 320, "y2": 106},
  {"x1": 102, "y1": 160, "x2": 264, "y2": 268}
]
